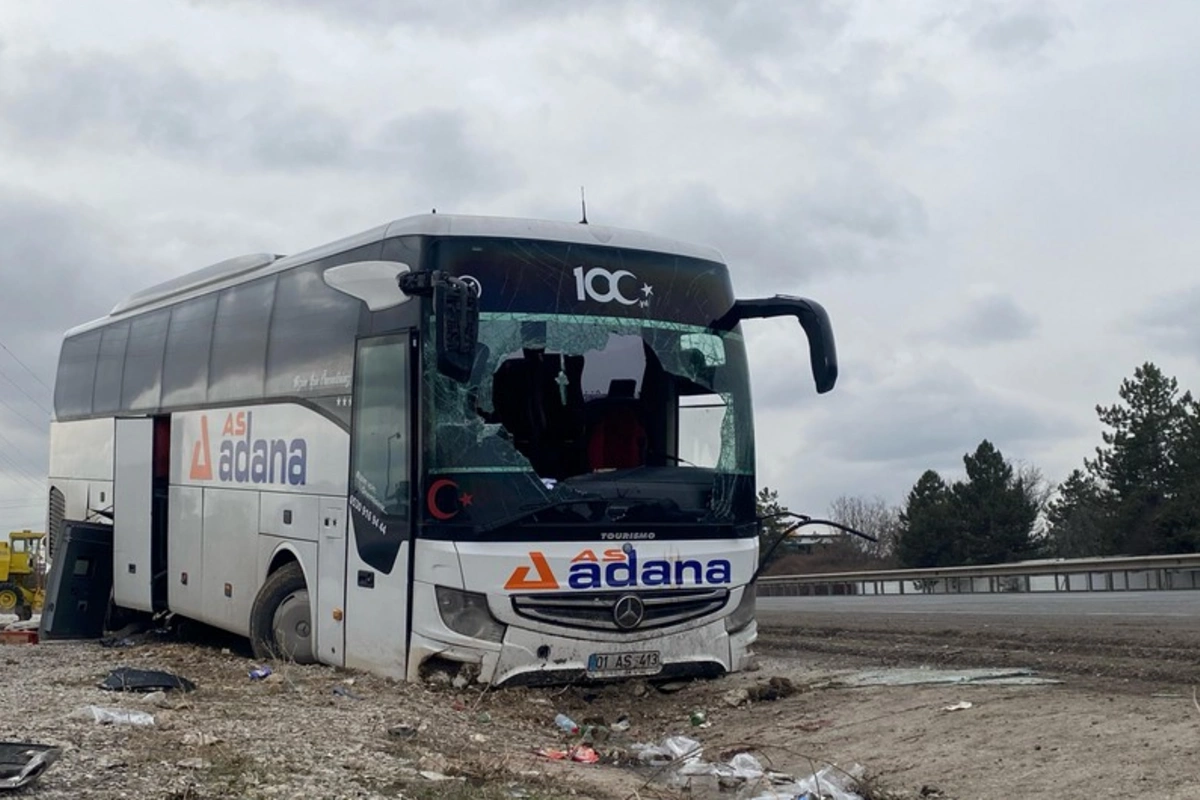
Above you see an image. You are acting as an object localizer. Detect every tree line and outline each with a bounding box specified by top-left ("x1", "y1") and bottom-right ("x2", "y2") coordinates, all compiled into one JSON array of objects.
[{"x1": 759, "y1": 362, "x2": 1200, "y2": 570}]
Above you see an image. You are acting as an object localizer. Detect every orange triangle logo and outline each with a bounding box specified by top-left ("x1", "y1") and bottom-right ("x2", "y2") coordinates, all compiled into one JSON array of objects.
[
  {"x1": 504, "y1": 551, "x2": 559, "y2": 591},
  {"x1": 189, "y1": 415, "x2": 213, "y2": 481}
]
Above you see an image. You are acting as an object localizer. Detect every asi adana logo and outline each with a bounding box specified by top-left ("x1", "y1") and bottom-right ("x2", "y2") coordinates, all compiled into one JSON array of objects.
[
  {"x1": 189, "y1": 411, "x2": 309, "y2": 486},
  {"x1": 504, "y1": 547, "x2": 731, "y2": 592}
]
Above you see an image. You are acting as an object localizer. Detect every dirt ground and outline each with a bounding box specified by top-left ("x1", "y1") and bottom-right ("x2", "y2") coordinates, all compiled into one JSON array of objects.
[{"x1": 2, "y1": 616, "x2": 1198, "y2": 800}]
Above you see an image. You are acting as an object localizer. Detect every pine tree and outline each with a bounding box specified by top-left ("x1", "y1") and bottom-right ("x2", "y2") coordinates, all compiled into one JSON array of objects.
[
  {"x1": 1085, "y1": 363, "x2": 1194, "y2": 553},
  {"x1": 897, "y1": 470, "x2": 959, "y2": 568},
  {"x1": 953, "y1": 440, "x2": 1041, "y2": 564}
]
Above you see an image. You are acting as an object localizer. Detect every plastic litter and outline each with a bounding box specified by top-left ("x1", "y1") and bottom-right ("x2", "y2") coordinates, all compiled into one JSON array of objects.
[
  {"x1": 942, "y1": 701, "x2": 973, "y2": 712},
  {"x1": 99, "y1": 666, "x2": 196, "y2": 693},
  {"x1": 249, "y1": 665, "x2": 273, "y2": 680},
  {"x1": 631, "y1": 736, "x2": 864, "y2": 800},
  {"x1": 631, "y1": 735, "x2": 703, "y2": 765},
  {"x1": 0, "y1": 742, "x2": 62, "y2": 790},
  {"x1": 554, "y1": 713, "x2": 579, "y2": 734},
  {"x1": 747, "y1": 764, "x2": 865, "y2": 800},
  {"x1": 71, "y1": 705, "x2": 156, "y2": 726},
  {"x1": 535, "y1": 745, "x2": 599, "y2": 763}
]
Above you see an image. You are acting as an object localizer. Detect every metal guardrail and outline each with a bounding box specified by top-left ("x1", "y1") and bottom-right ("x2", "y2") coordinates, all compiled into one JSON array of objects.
[{"x1": 756, "y1": 553, "x2": 1200, "y2": 596}]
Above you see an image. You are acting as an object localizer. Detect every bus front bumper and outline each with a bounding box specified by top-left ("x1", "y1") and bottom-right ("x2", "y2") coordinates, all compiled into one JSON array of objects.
[{"x1": 408, "y1": 617, "x2": 757, "y2": 687}]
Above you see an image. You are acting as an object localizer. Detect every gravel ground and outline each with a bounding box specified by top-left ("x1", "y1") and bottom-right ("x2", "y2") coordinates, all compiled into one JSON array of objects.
[
  {"x1": 0, "y1": 635, "x2": 620, "y2": 800},
  {"x1": 6, "y1": 609, "x2": 1199, "y2": 800}
]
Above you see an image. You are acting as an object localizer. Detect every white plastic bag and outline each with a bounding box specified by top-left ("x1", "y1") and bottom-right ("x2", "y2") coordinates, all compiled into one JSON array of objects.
[{"x1": 71, "y1": 705, "x2": 156, "y2": 726}]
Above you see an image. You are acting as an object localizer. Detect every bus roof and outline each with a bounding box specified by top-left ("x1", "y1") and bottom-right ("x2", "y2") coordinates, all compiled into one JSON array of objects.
[{"x1": 68, "y1": 214, "x2": 725, "y2": 337}]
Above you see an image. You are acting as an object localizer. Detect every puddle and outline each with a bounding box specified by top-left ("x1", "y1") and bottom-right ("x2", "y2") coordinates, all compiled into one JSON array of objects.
[{"x1": 834, "y1": 667, "x2": 1061, "y2": 687}]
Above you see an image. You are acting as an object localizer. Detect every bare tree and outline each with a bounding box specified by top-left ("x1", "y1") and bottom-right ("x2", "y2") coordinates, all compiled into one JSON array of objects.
[{"x1": 827, "y1": 494, "x2": 902, "y2": 564}]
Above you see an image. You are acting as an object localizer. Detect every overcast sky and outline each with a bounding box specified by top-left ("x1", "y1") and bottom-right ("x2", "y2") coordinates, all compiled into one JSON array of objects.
[{"x1": 1, "y1": 0, "x2": 1198, "y2": 530}]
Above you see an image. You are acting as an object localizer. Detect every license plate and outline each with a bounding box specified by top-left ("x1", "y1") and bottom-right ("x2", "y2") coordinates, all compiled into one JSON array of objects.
[{"x1": 587, "y1": 650, "x2": 662, "y2": 677}]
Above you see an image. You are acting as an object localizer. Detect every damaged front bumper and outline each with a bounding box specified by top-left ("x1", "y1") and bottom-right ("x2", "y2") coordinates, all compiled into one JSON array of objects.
[{"x1": 408, "y1": 614, "x2": 758, "y2": 687}]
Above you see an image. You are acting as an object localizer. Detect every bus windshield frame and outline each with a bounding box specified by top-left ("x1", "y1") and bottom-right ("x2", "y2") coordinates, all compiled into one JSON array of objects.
[{"x1": 419, "y1": 237, "x2": 758, "y2": 537}]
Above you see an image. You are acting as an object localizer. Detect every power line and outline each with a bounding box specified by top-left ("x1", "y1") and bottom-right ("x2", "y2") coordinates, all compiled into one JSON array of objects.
[
  {"x1": 0, "y1": 340, "x2": 52, "y2": 395},
  {"x1": 0, "y1": 393, "x2": 47, "y2": 435},
  {"x1": 0, "y1": 423, "x2": 45, "y2": 478},
  {"x1": 0, "y1": 365, "x2": 51, "y2": 414}
]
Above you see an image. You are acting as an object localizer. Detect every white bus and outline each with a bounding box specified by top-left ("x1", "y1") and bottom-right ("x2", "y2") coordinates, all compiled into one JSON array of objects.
[{"x1": 45, "y1": 213, "x2": 837, "y2": 685}]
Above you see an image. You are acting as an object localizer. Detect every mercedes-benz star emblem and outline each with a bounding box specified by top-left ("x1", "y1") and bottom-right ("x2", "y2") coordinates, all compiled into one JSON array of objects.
[{"x1": 612, "y1": 594, "x2": 645, "y2": 630}]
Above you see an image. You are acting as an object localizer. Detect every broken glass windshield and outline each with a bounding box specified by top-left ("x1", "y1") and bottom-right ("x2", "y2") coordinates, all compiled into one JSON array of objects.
[
  {"x1": 418, "y1": 236, "x2": 757, "y2": 532},
  {"x1": 424, "y1": 312, "x2": 755, "y2": 527}
]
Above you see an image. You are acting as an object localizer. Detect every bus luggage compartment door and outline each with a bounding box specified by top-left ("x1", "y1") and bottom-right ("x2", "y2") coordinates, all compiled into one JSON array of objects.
[
  {"x1": 317, "y1": 498, "x2": 347, "y2": 666},
  {"x1": 113, "y1": 417, "x2": 154, "y2": 612}
]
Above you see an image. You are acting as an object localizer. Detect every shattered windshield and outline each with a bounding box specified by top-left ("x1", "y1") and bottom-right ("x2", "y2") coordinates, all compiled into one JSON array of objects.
[{"x1": 420, "y1": 238, "x2": 756, "y2": 532}]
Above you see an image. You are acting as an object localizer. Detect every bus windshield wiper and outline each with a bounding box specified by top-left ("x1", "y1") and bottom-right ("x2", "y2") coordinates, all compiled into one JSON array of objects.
[{"x1": 476, "y1": 494, "x2": 609, "y2": 534}]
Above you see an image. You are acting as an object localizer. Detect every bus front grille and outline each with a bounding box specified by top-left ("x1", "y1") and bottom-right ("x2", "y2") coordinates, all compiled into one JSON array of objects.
[{"x1": 510, "y1": 587, "x2": 730, "y2": 632}]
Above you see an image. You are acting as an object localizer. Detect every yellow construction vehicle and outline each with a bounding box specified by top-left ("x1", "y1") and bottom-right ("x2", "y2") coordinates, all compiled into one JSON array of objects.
[{"x1": 0, "y1": 530, "x2": 46, "y2": 621}]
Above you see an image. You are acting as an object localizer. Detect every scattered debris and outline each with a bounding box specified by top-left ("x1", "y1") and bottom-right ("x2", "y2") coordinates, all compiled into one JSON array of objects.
[
  {"x1": 746, "y1": 676, "x2": 798, "y2": 702},
  {"x1": 100, "y1": 666, "x2": 197, "y2": 693},
  {"x1": 837, "y1": 667, "x2": 1059, "y2": 687},
  {"x1": 387, "y1": 724, "x2": 420, "y2": 739},
  {"x1": 333, "y1": 685, "x2": 363, "y2": 700},
  {"x1": 418, "y1": 770, "x2": 458, "y2": 781},
  {"x1": 942, "y1": 701, "x2": 973, "y2": 712},
  {"x1": 71, "y1": 705, "x2": 156, "y2": 726},
  {"x1": 536, "y1": 745, "x2": 599, "y2": 763},
  {"x1": 181, "y1": 732, "x2": 222, "y2": 746},
  {"x1": 723, "y1": 687, "x2": 750, "y2": 707},
  {"x1": 176, "y1": 758, "x2": 211, "y2": 770},
  {"x1": 249, "y1": 665, "x2": 273, "y2": 680},
  {"x1": 554, "y1": 713, "x2": 579, "y2": 734},
  {"x1": 0, "y1": 743, "x2": 61, "y2": 791}
]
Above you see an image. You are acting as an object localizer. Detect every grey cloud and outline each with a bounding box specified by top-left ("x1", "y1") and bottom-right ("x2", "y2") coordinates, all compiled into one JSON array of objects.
[
  {"x1": 1134, "y1": 286, "x2": 1200, "y2": 360},
  {"x1": 938, "y1": 1, "x2": 1072, "y2": 62},
  {"x1": 0, "y1": 49, "x2": 513, "y2": 201},
  {"x1": 802, "y1": 364, "x2": 1075, "y2": 467},
  {"x1": 0, "y1": 188, "x2": 134, "y2": 498},
  {"x1": 937, "y1": 292, "x2": 1039, "y2": 346},
  {"x1": 645, "y1": 174, "x2": 927, "y2": 293},
  {"x1": 201, "y1": 0, "x2": 849, "y2": 61},
  {"x1": 195, "y1": 0, "x2": 566, "y2": 33}
]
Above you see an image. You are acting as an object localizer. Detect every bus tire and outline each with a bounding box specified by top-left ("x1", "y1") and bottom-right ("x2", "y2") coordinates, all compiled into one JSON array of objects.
[{"x1": 248, "y1": 562, "x2": 317, "y2": 665}]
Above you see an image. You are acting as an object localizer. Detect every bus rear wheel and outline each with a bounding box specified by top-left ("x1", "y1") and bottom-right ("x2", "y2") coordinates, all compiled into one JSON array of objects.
[{"x1": 249, "y1": 563, "x2": 316, "y2": 665}]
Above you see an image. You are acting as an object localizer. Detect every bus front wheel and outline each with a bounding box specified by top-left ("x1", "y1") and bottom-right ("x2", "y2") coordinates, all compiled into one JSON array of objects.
[{"x1": 249, "y1": 562, "x2": 317, "y2": 665}]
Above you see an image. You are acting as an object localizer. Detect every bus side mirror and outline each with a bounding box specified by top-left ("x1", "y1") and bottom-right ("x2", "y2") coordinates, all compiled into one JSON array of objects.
[
  {"x1": 398, "y1": 271, "x2": 481, "y2": 383},
  {"x1": 713, "y1": 295, "x2": 838, "y2": 394}
]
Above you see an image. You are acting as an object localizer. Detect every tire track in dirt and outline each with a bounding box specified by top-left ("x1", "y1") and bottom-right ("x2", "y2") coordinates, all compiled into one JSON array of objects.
[{"x1": 756, "y1": 609, "x2": 1200, "y2": 689}]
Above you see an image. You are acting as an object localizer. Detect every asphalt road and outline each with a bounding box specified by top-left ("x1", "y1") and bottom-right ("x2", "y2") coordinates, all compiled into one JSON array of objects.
[
  {"x1": 754, "y1": 590, "x2": 1200, "y2": 686},
  {"x1": 757, "y1": 589, "x2": 1200, "y2": 620}
]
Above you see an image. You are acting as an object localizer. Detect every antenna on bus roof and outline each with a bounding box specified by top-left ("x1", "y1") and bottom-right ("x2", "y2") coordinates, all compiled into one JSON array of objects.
[{"x1": 579, "y1": 187, "x2": 588, "y2": 225}]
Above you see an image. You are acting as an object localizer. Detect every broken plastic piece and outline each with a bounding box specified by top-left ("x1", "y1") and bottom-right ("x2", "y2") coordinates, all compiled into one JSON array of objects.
[
  {"x1": 99, "y1": 666, "x2": 197, "y2": 693},
  {"x1": 0, "y1": 743, "x2": 61, "y2": 790}
]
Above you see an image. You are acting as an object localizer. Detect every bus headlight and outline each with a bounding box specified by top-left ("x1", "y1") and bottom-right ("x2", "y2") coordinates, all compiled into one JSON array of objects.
[
  {"x1": 435, "y1": 586, "x2": 507, "y2": 643},
  {"x1": 725, "y1": 584, "x2": 756, "y2": 633}
]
